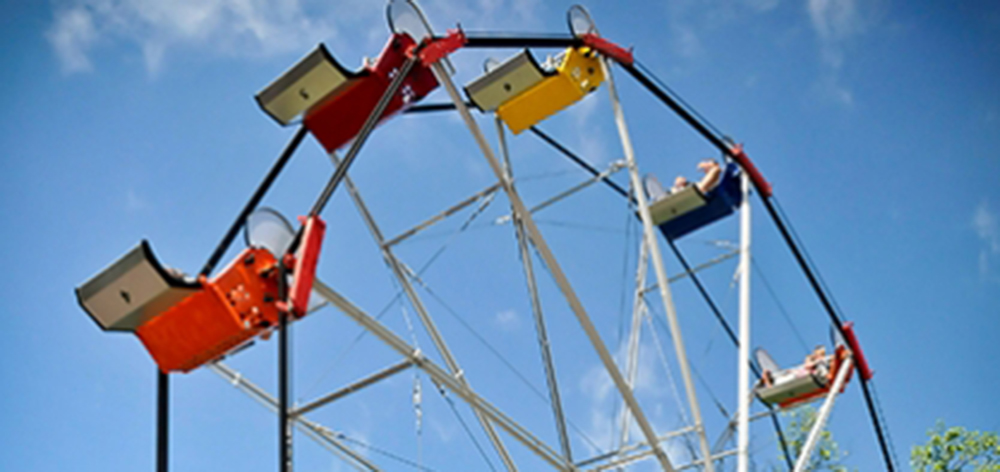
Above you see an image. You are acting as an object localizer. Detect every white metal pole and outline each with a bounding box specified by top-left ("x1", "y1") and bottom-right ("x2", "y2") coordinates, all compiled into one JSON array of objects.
[
  {"x1": 496, "y1": 117, "x2": 573, "y2": 463},
  {"x1": 327, "y1": 152, "x2": 517, "y2": 471},
  {"x1": 429, "y1": 61, "x2": 675, "y2": 472},
  {"x1": 793, "y1": 358, "x2": 854, "y2": 472},
  {"x1": 737, "y1": 171, "x2": 752, "y2": 472},
  {"x1": 311, "y1": 279, "x2": 573, "y2": 470},
  {"x1": 601, "y1": 58, "x2": 714, "y2": 472},
  {"x1": 618, "y1": 238, "x2": 650, "y2": 451},
  {"x1": 209, "y1": 363, "x2": 381, "y2": 471}
]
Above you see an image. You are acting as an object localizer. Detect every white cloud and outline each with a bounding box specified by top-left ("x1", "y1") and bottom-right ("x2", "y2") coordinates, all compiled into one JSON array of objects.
[
  {"x1": 126, "y1": 188, "x2": 146, "y2": 211},
  {"x1": 659, "y1": 0, "x2": 780, "y2": 69},
  {"x1": 46, "y1": 0, "x2": 544, "y2": 76},
  {"x1": 805, "y1": 0, "x2": 883, "y2": 106},
  {"x1": 807, "y1": 0, "x2": 860, "y2": 70},
  {"x1": 973, "y1": 200, "x2": 1000, "y2": 279},
  {"x1": 812, "y1": 74, "x2": 854, "y2": 106},
  {"x1": 48, "y1": 7, "x2": 99, "y2": 73},
  {"x1": 578, "y1": 339, "x2": 685, "y2": 458},
  {"x1": 47, "y1": 0, "x2": 342, "y2": 75},
  {"x1": 673, "y1": 26, "x2": 704, "y2": 59},
  {"x1": 420, "y1": 0, "x2": 542, "y2": 30},
  {"x1": 427, "y1": 412, "x2": 457, "y2": 443},
  {"x1": 493, "y1": 309, "x2": 521, "y2": 331}
]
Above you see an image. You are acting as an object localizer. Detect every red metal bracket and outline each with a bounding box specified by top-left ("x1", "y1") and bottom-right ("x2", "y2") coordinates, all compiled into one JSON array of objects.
[
  {"x1": 416, "y1": 28, "x2": 467, "y2": 67},
  {"x1": 842, "y1": 321, "x2": 874, "y2": 381},
  {"x1": 580, "y1": 33, "x2": 633, "y2": 65},
  {"x1": 728, "y1": 144, "x2": 772, "y2": 198},
  {"x1": 288, "y1": 215, "x2": 326, "y2": 317}
]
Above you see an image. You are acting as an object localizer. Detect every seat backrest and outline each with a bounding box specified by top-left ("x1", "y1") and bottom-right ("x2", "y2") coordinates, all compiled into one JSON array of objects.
[
  {"x1": 647, "y1": 185, "x2": 707, "y2": 225},
  {"x1": 256, "y1": 44, "x2": 362, "y2": 126},
  {"x1": 465, "y1": 50, "x2": 549, "y2": 112},
  {"x1": 644, "y1": 174, "x2": 667, "y2": 201},
  {"x1": 755, "y1": 347, "x2": 781, "y2": 373},
  {"x1": 76, "y1": 240, "x2": 200, "y2": 332}
]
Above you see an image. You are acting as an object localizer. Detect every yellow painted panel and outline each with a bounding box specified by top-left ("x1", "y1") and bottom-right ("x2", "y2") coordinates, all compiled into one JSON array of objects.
[{"x1": 496, "y1": 47, "x2": 605, "y2": 134}]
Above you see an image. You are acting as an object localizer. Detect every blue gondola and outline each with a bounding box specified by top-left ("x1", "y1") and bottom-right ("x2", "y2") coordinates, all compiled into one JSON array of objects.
[{"x1": 645, "y1": 163, "x2": 744, "y2": 240}]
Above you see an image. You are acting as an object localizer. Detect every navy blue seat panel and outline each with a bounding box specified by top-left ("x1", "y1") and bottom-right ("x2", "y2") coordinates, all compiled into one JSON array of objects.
[{"x1": 657, "y1": 163, "x2": 743, "y2": 240}]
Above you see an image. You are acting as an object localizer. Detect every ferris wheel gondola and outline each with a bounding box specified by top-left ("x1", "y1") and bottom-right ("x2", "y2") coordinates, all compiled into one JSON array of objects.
[
  {"x1": 643, "y1": 163, "x2": 745, "y2": 240},
  {"x1": 754, "y1": 344, "x2": 855, "y2": 409}
]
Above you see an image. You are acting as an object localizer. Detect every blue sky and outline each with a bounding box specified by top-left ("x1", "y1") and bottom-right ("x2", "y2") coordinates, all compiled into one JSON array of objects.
[{"x1": 2, "y1": 0, "x2": 999, "y2": 471}]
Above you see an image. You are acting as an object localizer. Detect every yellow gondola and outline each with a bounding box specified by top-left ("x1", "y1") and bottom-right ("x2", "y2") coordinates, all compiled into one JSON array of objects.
[{"x1": 465, "y1": 46, "x2": 605, "y2": 134}]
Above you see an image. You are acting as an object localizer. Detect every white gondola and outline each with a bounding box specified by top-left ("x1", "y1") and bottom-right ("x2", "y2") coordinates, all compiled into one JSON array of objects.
[{"x1": 754, "y1": 346, "x2": 852, "y2": 408}]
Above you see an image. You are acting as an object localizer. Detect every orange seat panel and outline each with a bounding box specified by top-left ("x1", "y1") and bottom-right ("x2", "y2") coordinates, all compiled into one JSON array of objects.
[{"x1": 136, "y1": 248, "x2": 281, "y2": 373}]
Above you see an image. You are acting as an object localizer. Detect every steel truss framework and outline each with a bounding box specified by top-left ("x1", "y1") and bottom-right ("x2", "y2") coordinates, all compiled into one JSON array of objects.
[
  {"x1": 135, "y1": 3, "x2": 891, "y2": 472},
  {"x1": 205, "y1": 93, "x2": 822, "y2": 471},
  {"x1": 202, "y1": 135, "x2": 850, "y2": 470}
]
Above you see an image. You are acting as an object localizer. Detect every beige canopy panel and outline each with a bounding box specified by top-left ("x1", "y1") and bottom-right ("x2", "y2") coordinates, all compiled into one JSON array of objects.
[
  {"x1": 256, "y1": 44, "x2": 362, "y2": 126},
  {"x1": 647, "y1": 185, "x2": 708, "y2": 226},
  {"x1": 75, "y1": 240, "x2": 199, "y2": 332},
  {"x1": 464, "y1": 50, "x2": 551, "y2": 112}
]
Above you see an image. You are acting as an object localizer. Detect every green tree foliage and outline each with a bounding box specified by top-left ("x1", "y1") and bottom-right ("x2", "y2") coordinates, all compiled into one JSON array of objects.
[
  {"x1": 767, "y1": 405, "x2": 853, "y2": 471},
  {"x1": 911, "y1": 421, "x2": 1000, "y2": 471},
  {"x1": 767, "y1": 405, "x2": 856, "y2": 472}
]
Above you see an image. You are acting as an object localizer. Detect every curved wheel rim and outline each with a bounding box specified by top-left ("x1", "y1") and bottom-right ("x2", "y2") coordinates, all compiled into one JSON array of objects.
[
  {"x1": 567, "y1": 4, "x2": 597, "y2": 37},
  {"x1": 387, "y1": 0, "x2": 433, "y2": 41}
]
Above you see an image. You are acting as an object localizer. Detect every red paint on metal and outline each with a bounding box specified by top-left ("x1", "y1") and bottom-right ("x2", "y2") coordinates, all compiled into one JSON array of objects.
[
  {"x1": 304, "y1": 34, "x2": 439, "y2": 152},
  {"x1": 728, "y1": 144, "x2": 772, "y2": 198},
  {"x1": 289, "y1": 215, "x2": 325, "y2": 317},
  {"x1": 418, "y1": 28, "x2": 466, "y2": 66},
  {"x1": 580, "y1": 33, "x2": 634, "y2": 65},
  {"x1": 842, "y1": 321, "x2": 874, "y2": 381}
]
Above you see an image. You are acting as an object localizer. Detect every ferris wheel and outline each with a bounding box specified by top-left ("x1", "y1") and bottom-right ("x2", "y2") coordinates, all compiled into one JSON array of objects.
[{"x1": 75, "y1": 2, "x2": 894, "y2": 471}]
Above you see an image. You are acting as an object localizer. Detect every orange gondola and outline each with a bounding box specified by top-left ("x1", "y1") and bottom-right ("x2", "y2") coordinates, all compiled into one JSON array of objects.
[{"x1": 754, "y1": 343, "x2": 854, "y2": 409}]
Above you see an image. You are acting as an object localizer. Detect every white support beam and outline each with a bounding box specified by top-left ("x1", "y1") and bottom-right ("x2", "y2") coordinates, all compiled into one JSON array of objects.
[
  {"x1": 327, "y1": 152, "x2": 517, "y2": 471},
  {"x1": 618, "y1": 237, "x2": 650, "y2": 452},
  {"x1": 495, "y1": 117, "x2": 574, "y2": 463},
  {"x1": 738, "y1": 168, "x2": 753, "y2": 472},
  {"x1": 601, "y1": 57, "x2": 714, "y2": 472},
  {"x1": 311, "y1": 279, "x2": 572, "y2": 470},
  {"x1": 209, "y1": 362, "x2": 381, "y2": 472},
  {"x1": 577, "y1": 427, "x2": 695, "y2": 470},
  {"x1": 494, "y1": 160, "x2": 627, "y2": 225},
  {"x1": 292, "y1": 359, "x2": 414, "y2": 418},
  {"x1": 793, "y1": 357, "x2": 854, "y2": 472},
  {"x1": 430, "y1": 61, "x2": 676, "y2": 472},
  {"x1": 642, "y1": 250, "x2": 741, "y2": 296},
  {"x1": 383, "y1": 182, "x2": 502, "y2": 248},
  {"x1": 713, "y1": 393, "x2": 810, "y2": 454},
  {"x1": 675, "y1": 450, "x2": 738, "y2": 471}
]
